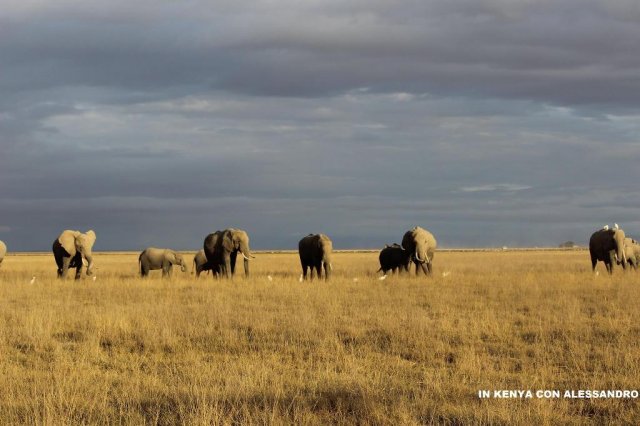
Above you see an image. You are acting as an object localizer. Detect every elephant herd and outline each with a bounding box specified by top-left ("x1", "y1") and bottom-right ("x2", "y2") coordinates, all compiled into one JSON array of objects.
[
  {"x1": 37, "y1": 226, "x2": 438, "y2": 280},
  {"x1": 0, "y1": 224, "x2": 637, "y2": 278},
  {"x1": 589, "y1": 225, "x2": 640, "y2": 274}
]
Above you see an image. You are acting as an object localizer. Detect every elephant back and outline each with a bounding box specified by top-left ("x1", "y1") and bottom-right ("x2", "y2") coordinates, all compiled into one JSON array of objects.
[{"x1": 403, "y1": 226, "x2": 436, "y2": 246}]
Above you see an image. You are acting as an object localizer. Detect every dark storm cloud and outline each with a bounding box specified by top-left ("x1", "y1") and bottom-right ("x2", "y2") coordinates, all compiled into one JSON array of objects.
[{"x1": 1, "y1": 1, "x2": 640, "y2": 251}]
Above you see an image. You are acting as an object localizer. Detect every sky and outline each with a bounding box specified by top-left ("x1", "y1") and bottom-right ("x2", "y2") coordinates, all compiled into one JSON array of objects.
[{"x1": 1, "y1": 0, "x2": 640, "y2": 251}]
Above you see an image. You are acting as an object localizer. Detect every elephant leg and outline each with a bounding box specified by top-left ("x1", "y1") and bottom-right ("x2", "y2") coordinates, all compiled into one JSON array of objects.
[
  {"x1": 60, "y1": 257, "x2": 71, "y2": 278},
  {"x1": 162, "y1": 263, "x2": 172, "y2": 277},
  {"x1": 419, "y1": 262, "x2": 429, "y2": 275},
  {"x1": 74, "y1": 264, "x2": 82, "y2": 280},
  {"x1": 73, "y1": 254, "x2": 83, "y2": 280},
  {"x1": 426, "y1": 261, "x2": 433, "y2": 275},
  {"x1": 302, "y1": 264, "x2": 308, "y2": 280},
  {"x1": 230, "y1": 251, "x2": 237, "y2": 275},
  {"x1": 591, "y1": 256, "x2": 597, "y2": 272},
  {"x1": 243, "y1": 258, "x2": 249, "y2": 277},
  {"x1": 605, "y1": 262, "x2": 613, "y2": 275},
  {"x1": 315, "y1": 263, "x2": 322, "y2": 279},
  {"x1": 323, "y1": 262, "x2": 330, "y2": 280},
  {"x1": 309, "y1": 265, "x2": 316, "y2": 280},
  {"x1": 224, "y1": 255, "x2": 232, "y2": 279}
]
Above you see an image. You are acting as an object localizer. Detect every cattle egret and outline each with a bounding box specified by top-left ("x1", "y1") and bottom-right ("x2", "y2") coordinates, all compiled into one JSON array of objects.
[
  {"x1": 442, "y1": 271, "x2": 451, "y2": 277},
  {"x1": 353, "y1": 278, "x2": 359, "y2": 282},
  {"x1": 298, "y1": 274, "x2": 303, "y2": 283},
  {"x1": 378, "y1": 275, "x2": 387, "y2": 281},
  {"x1": 267, "y1": 275, "x2": 273, "y2": 281},
  {"x1": 92, "y1": 276, "x2": 97, "y2": 282},
  {"x1": 615, "y1": 223, "x2": 619, "y2": 230},
  {"x1": 30, "y1": 276, "x2": 36, "y2": 284},
  {"x1": 603, "y1": 225, "x2": 609, "y2": 230}
]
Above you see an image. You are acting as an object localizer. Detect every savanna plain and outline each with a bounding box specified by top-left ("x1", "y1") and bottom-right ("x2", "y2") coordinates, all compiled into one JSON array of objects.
[{"x1": 1, "y1": 250, "x2": 640, "y2": 425}]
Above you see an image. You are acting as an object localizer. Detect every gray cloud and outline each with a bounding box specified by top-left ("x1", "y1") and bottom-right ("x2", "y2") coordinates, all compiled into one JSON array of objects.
[{"x1": 1, "y1": 1, "x2": 640, "y2": 251}]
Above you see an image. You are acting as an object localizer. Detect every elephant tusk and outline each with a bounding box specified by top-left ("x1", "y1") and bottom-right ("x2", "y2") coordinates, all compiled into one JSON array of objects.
[
  {"x1": 242, "y1": 252, "x2": 251, "y2": 261},
  {"x1": 415, "y1": 249, "x2": 424, "y2": 263}
]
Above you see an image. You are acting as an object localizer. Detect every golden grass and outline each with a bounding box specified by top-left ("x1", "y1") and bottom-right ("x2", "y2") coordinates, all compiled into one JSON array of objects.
[{"x1": 0, "y1": 250, "x2": 639, "y2": 424}]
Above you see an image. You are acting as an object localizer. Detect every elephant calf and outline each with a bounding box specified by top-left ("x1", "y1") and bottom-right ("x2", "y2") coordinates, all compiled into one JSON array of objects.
[
  {"x1": 193, "y1": 249, "x2": 216, "y2": 278},
  {"x1": 139, "y1": 248, "x2": 188, "y2": 277},
  {"x1": 378, "y1": 243, "x2": 409, "y2": 275}
]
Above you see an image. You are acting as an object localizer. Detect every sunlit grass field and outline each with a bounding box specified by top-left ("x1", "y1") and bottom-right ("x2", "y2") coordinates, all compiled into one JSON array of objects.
[{"x1": 1, "y1": 250, "x2": 639, "y2": 424}]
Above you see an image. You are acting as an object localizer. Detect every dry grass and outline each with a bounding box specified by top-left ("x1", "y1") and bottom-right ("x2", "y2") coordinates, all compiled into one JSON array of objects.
[{"x1": 0, "y1": 250, "x2": 639, "y2": 424}]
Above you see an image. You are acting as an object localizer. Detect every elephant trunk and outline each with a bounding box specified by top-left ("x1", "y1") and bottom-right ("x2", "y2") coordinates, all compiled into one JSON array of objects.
[
  {"x1": 324, "y1": 258, "x2": 332, "y2": 280},
  {"x1": 84, "y1": 252, "x2": 94, "y2": 276},
  {"x1": 240, "y1": 242, "x2": 254, "y2": 260},
  {"x1": 614, "y1": 231, "x2": 627, "y2": 267}
]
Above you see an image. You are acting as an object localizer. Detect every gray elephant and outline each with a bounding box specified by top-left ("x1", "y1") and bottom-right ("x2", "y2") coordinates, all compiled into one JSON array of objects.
[
  {"x1": 203, "y1": 228, "x2": 254, "y2": 279},
  {"x1": 589, "y1": 227, "x2": 627, "y2": 274},
  {"x1": 193, "y1": 249, "x2": 216, "y2": 278},
  {"x1": 139, "y1": 248, "x2": 188, "y2": 277},
  {"x1": 0, "y1": 240, "x2": 6, "y2": 267},
  {"x1": 298, "y1": 233, "x2": 333, "y2": 280},
  {"x1": 624, "y1": 238, "x2": 640, "y2": 270},
  {"x1": 378, "y1": 243, "x2": 409, "y2": 275},
  {"x1": 401, "y1": 226, "x2": 437, "y2": 276},
  {"x1": 52, "y1": 230, "x2": 96, "y2": 279}
]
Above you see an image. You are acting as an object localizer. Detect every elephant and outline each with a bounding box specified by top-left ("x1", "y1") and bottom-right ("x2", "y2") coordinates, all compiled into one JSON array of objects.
[
  {"x1": 298, "y1": 233, "x2": 333, "y2": 280},
  {"x1": 378, "y1": 243, "x2": 409, "y2": 275},
  {"x1": 203, "y1": 228, "x2": 254, "y2": 279},
  {"x1": 0, "y1": 240, "x2": 6, "y2": 267},
  {"x1": 139, "y1": 247, "x2": 188, "y2": 277},
  {"x1": 193, "y1": 249, "x2": 216, "y2": 278},
  {"x1": 589, "y1": 227, "x2": 627, "y2": 274},
  {"x1": 624, "y1": 238, "x2": 640, "y2": 270},
  {"x1": 401, "y1": 226, "x2": 437, "y2": 276},
  {"x1": 52, "y1": 230, "x2": 96, "y2": 279}
]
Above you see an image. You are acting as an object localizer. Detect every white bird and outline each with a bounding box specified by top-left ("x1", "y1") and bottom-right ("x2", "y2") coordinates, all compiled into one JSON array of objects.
[
  {"x1": 603, "y1": 225, "x2": 609, "y2": 230},
  {"x1": 267, "y1": 275, "x2": 273, "y2": 281},
  {"x1": 353, "y1": 278, "x2": 359, "y2": 283},
  {"x1": 378, "y1": 275, "x2": 387, "y2": 281},
  {"x1": 614, "y1": 223, "x2": 619, "y2": 230},
  {"x1": 298, "y1": 274, "x2": 303, "y2": 283},
  {"x1": 595, "y1": 271, "x2": 600, "y2": 276},
  {"x1": 442, "y1": 271, "x2": 451, "y2": 277},
  {"x1": 92, "y1": 276, "x2": 97, "y2": 282},
  {"x1": 29, "y1": 276, "x2": 36, "y2": 284}
]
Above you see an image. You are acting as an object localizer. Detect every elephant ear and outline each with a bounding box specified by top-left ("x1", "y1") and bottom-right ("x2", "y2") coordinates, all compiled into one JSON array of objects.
[
  {"x1": 59, "y1": 230, "x2": 81, "y2": 256},
  {"x1": 165, "y1": 250, "x2": 176, "y2": 263},
  {"x1": 83, "y1": 230, "x2": 96, "y2": 250},
  {"x1": 222, "y1": 231, "x2": 236, "y2": 252}
]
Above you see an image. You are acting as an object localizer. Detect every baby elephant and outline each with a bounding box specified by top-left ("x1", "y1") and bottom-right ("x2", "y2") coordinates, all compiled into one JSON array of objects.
[
  {"x1": 378, "y1": 243, "x2": 409, "y2": 275},
  {"x1": 193, "y1": 249, "x2": 216, "y2": 278},
  {"x1": 139, "y1": 248, "x2": 188, "y2": 277}
]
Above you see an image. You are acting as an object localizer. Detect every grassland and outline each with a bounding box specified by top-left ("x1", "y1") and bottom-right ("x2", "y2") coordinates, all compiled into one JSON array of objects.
[{"x1": 0, "y1": 250, "x2": 639, "y2": 424}]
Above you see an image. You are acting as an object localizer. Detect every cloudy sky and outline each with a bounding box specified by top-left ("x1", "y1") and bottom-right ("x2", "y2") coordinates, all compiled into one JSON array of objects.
[{"x1": 1, "y1": 0, "x2": 640, "y2": 251}]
